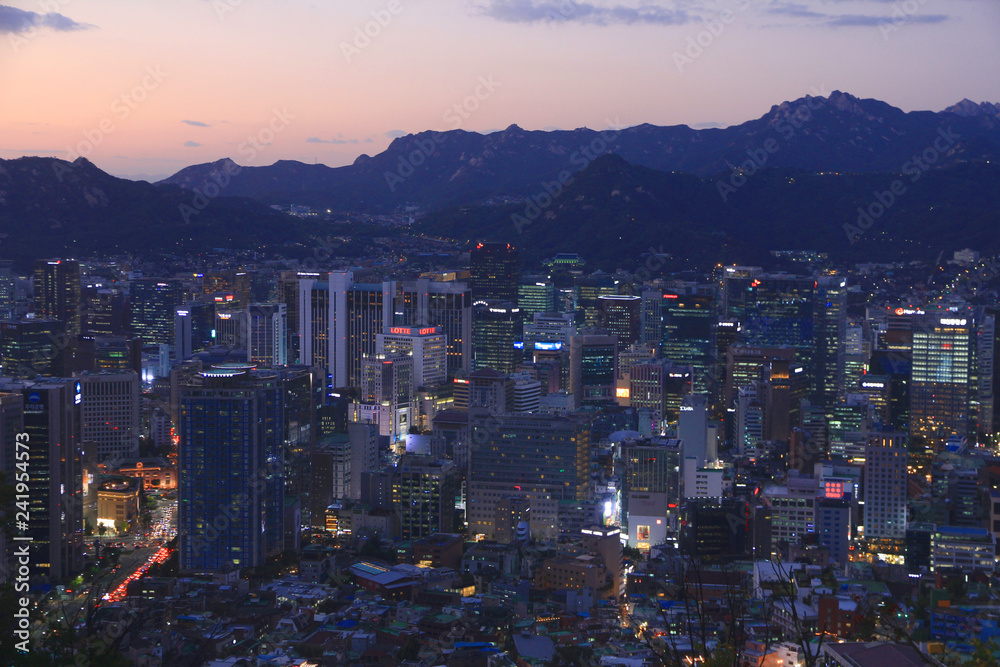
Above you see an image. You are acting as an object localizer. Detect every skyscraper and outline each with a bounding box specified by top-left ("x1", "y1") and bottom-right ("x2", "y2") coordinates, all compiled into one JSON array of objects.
[
  {"x1": 472, "y1": 302, "x2": 521, "y2": 375},
  {"x1": 620, "y1": 437, "x2": 681, "y2": 550},
  {"x1": 33, "y1": 259, "x2": 82, "y2": 337},
  {"x1": 661, "y1": 289, "x2": 716, "y2": 395},
  {"x1": 359, "y1": 353, "x2": 414, "y2": 443},
  {"x1": 377, "y1": 325, "x2": 447, "y2": 390},
  {"x1": 81, "y1": 286, "x2": 127, "y2": 338},
  {"x1": 80, "y1": 371, "x2": 140, "y2": 462},
  {"x1": 910, "y1": 310, "x2": 973, "y2": 447},
  {"x1": 393, "y1": 455, "x2": 460, "y2": 540},
  {"x1": 130, "y1": 279, "x2": 184, "y2": 346},
  {"x1": 467, "y1": 411, "x2": 589, "y2": 539},
  {"x1": 743, "y1": 274, "x2": 816, "y2": 387},
  {"x1": 174, "y1": 300, "x2": 216, "y2": 361},
  {"x1": 518, "y1": 277, "x2": 556, "y2": 323},
  {"x1": 179, "y1": 365, "x2": 284, "y2": 572},
  {"x1": 814, "y1": 276, "x2": 847, "y2": 407},
  {"x1": 629, "y1": 359, "x2": 692, "y2": 426},
  {"x1": 597, "y1": 295, "x2": 642, "y2": 351},
  {"x1": 864, "y1": 432, "x2": 907, "y2": 544},
  {"x1": 0, "y1": 378, "x2": 83, "y2": 583},
  {"x1": 470, "y1": 242, "x2": 519, "y2": 306},
  {"x1": 341, "y1": 277, "x2": 395, "y2": 388},
  {"x1": 248, "y1": 303, "x2": 288, "y2": 367},
  {"x1": 296, "y1": 274, "x2": 330, "y2": 375},
  {"x1": 393, "y1": 278, "x2": 473, "y2": 379},
  {"x1": 678, "y1": 394, "x2": 710, "y2": 466},
  {"x1": 570, "y1": 332, "x2": 618, "y2": 406},
  {"x1": 0, "y1": 319, "x2": 65, "y2": 379}
]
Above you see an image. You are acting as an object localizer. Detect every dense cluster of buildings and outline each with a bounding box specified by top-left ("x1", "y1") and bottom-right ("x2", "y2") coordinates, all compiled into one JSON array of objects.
[{"x1": 2, "y1": 246, "x2": 1000, "y2": 664}]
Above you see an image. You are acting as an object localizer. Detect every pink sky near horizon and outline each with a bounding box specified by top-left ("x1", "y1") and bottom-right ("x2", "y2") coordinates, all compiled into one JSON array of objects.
[{"x1": 1, "y1": 0, "x2": 998, "y2": 180}]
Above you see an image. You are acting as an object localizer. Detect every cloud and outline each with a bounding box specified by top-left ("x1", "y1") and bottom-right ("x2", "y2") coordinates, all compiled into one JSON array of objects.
[
  {"x1": 306, "y1": 137, "x2": 358, "y2": 144},
  {"x1": 384, "y1": 130, "x2": 408, "y2": 138},
  {"x1": 767, "y1": 2, "x2": 949, "y2": 28},
  {"x1": 183, "y1": 120, "x2": 210, "y2": 127},
  {"x1": 826, "y1": 13, "x2": 948, "y2": 27},
  {"x1": 767, "y1": 3, "x2": 825, "y2": 19},
  {"x1": 183, "y1": 141, "x2": 202, "y2": 148},
  {"x1": 474, "y1": 0, "x2": 692, "y2": 26},
  {"x1": 0, "y1": 4, "x2": 94, "y2": 34}
]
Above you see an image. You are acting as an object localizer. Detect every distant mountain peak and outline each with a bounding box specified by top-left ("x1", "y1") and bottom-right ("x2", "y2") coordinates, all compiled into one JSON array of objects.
[{"x1": 944, "y1": 99, "x2": 1000, "y2": 117}]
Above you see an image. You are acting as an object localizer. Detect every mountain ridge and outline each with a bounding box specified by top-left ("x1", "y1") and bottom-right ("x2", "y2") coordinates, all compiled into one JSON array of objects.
[{"x1": 153, "y1": 91, "x2": 1000, "y2": 213}]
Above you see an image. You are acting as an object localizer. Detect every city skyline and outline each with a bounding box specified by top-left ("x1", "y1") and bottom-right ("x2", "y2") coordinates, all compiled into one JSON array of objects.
[{"x1": 1, "y1": 0, "x2": 997, "y2": 179}]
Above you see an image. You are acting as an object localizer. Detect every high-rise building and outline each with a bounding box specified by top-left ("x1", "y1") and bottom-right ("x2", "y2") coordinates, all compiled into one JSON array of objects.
[
  {"x1": 511, "y1": 372, "x2": 541, "y2": 413},
  {"x1": 620, "y1": 437, "x2": 681, "y2": 551},
  {"x1": 863, "y1": 433, "x2": 907, "y2": 542},
  {"x1": 678, "y1": 394, "x2": 710, "y2": 466},
  {"x1": 597, "y1": 295, "x2": 642, "y2": 351},
  {"x1": 0, "y1": 261, "x2": 15, "y2": 321},
  {"x1": 743, "y1": 274, "x2": 816, "y2": 388},
  {"x1": 248, "y1": 303, "x2": 288, "y2": 367},
  {"x1": 178, "y1": 365, "x2": 284, "y2": 572},
  {"x1": 277, "y1": 270, "x2": 311, "y2": 365},
  {"x1": 393, "y1": 279, "x2": 473, "y2": 379},
  {"x1": 174, "y1": 300, "x2": 216, "y2": 360},
  {"x1": 323, "y1": 273, "x2": 395, "y2": 388},
  {"x1": 570, "y1": 332, "x2": 618, "y2": 406},
  {"x1": 81, "y1": 286, "x2": 127, "y2": 338},
  {"x1": 359, "y1": 353, "x2": 414, "y2": 444},
  {"x1": 473, "y1": 302, "x2": 520, "y2": 375},
  {"x1": 814, "y1": 276, "x2": 847, "y2": 407},
  {"x1": 377, "y1": 326, "x2": 447, "y2": 390},
  {"x1": 661, "y1": 289, "x2": 716, "y2": 396},
  {"x1": 393, "y1": 455, "x2": 461, "y2": 540},
  {"x1": 629, "y1": 358, "x2": 691, "y2": 425},
  {"x1": 310, "y1": 421, "x2": 378, "y2": 524},
  {"x1": 720, "y1": 265, "x2": 762, "y2": 321},
  {"x1": 523, "y1": 312, "x2": 576, "y2": 348},
  {"x1": 518, "y1": 278, "x2": 556, "y2": 323},
  {"x1": 640, "y1": 288, "x2": 665, "y2": 346},
  {"x1": 0, "y1": 319, "x2": 65, "y2": 379},
  {"x1": 34, "y1": 259, "x2": 82, "y2": 337},
  {"x1": 467, "y1": 412, "x2": 589, "y2": 539},
  {"x1": 454, "y1": 368, "x2": 513, "y2": 414},
  {"x1": 910, "y1": 310, "x2": 974, "y2": 447},
  {"x1": 296, "y1": 274, "x2": 330, "y2": 375},
  {"x1": 130, "y1": 279, "x2": 184, "y2": 346},
  {"x1": 214, "y1": 309, "x2": 248, "y2": 350},
  {"x1": 735, "y1": 385, "x2": 764, "y2": 458},
  {"x1": 574, "y1": 274, "x2": 621, "y2": 327},
  {"x1": 724, "y1": 346, "x2": 795, "y2": 413},
  {"x1": 0, "y1": 378, "x2": 83, "y2": 582},
  {"x1": 470, "y1": 242, "x2": 519, "y2": 306},
  {"x1": 80, "y1": 371, "x2": 140, "y2": 462}
]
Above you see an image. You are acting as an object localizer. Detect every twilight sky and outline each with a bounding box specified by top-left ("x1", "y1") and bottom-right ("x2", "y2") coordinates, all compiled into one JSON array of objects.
[{"x1": 1, "y1": 0, "x2": 998, "y2": 180}]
